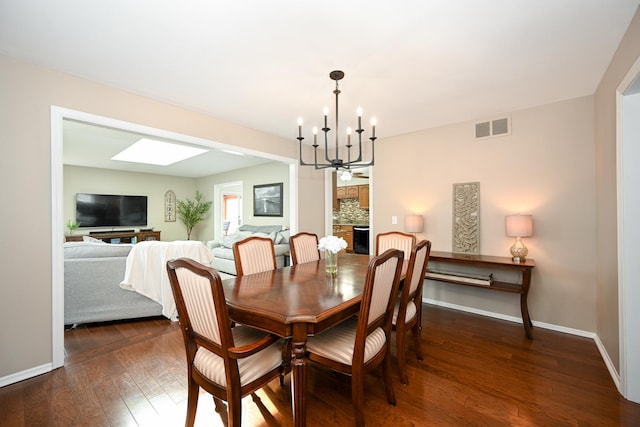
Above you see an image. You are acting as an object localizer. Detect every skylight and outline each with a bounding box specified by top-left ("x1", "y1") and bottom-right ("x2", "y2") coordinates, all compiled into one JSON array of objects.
[
  {"x1": 111, "y1": 138, "x2": 208, "y2": 166},
  {"x1": 221, "y1": 149, "x2": 245, "y2": 156}
]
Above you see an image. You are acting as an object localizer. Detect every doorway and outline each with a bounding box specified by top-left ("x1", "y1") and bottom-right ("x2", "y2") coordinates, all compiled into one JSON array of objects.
[
  {"x1": 214, "y1": 181, "x2": 243, "y2": 239},
  {"x1": 223, "y1": 194, "x2": 242, "y2": 235},
  {"x1": 331, "y1": 167, "x2": 372, "y2": 253},
  {"x1": 51, "y1": 107, "x2": 298, "y2": 370}
]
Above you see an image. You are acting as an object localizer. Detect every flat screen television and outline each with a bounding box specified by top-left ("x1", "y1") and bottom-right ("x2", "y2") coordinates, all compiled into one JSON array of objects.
[{"x1": 76, "y1": 193, "x2": 148, "y2": 228}]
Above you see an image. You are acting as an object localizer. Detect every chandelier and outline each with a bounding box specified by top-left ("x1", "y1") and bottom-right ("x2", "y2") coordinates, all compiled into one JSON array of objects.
[{"x1": 297, "y1": 70, "x2": 376, "y2": 174}]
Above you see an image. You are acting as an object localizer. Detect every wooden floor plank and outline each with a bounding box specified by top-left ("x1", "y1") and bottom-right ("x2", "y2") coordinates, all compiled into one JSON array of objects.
[{"x1": 0, "y1": 382, "x2": 25, "y2": 427}]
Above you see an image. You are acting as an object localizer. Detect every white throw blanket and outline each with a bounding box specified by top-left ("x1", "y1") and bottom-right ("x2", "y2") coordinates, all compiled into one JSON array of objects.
[{"x1": 120, "y1": 240, "x2": 213, "y2": 320}]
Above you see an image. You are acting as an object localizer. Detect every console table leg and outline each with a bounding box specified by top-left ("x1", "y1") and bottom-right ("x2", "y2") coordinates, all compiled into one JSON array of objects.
[
  {"x1": 521, "y1": 293, "x2": 534, "y2": 339},
  {"x1": 520, "y1": 269, "x2": 533, "y2": 339}
]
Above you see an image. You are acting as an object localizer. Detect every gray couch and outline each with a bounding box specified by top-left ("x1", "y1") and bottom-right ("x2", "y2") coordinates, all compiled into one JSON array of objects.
[
  {"x1": 64, "y1": 241, "x2": 162, "y2": 326},
  {"x1": 206, "y1": 224, "x2": 290, "y2": 275}
]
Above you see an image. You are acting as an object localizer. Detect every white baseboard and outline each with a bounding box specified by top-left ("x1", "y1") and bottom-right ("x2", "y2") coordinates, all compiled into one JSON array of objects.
[
  {"x1": 0, "y1": 363, "x2": 53, "y2": 388},
  {"x1": 594, "y1": 333, "x2": 621, "y2": 391}
]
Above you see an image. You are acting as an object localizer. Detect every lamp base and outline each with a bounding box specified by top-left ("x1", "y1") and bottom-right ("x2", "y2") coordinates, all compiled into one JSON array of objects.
[{"x1": 510, "y1": 237, "x2": 528, "y2": 263}]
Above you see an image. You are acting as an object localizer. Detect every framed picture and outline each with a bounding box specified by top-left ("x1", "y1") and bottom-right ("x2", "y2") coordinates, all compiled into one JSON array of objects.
[
  {"x1": 253, "y1": 183, "x2": 283, "y2": 217},
  {"x1": 164, "y1": 190, "x2": 176, "y2": 222}
]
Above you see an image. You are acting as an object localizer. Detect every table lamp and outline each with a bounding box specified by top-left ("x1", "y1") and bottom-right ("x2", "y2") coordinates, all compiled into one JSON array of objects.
[
  {"x1": 405, "y1": 214, "x2": 424, "y2": 235},
  {"x1": 505, "y1": 214, "x2": 533, "y2": 262}
]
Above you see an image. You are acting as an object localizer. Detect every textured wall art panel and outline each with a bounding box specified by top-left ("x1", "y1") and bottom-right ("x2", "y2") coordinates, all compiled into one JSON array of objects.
[{"x1": 452, "y1": 182, "x2": 480, "y2": 254}]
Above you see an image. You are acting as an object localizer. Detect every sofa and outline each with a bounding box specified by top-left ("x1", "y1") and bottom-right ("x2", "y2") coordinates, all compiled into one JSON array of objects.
[
  {"x1": 64, "y1": 241, "x2": 162, "y2": 326},
  {"x1": 206, "y1": 224, "x2": 290, "y2": 275}
]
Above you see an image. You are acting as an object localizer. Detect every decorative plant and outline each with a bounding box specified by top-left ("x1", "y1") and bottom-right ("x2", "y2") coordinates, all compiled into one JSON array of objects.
[
  {"x1": 176, "y1": 190, "x2": 212, "y2": 240},
  {"x1": 66, "y1": 219, "x2": 80, "y2": 235}
]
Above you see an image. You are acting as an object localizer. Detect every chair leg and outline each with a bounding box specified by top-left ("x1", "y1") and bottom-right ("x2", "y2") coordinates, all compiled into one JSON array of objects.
[
  {"x1": 213, "y1": 396, "x2": 226, "y2": 414},
  {"x1": 351, "y1": 373, "x2": 366, "y2": 427},
  {"x1": 396, "y1": 327, "x2": 409, "y2": 384},
  {"x1": 280, "y1": 339, "x2": 292, "y2": 386},
  {"x1": 382, "y1": 352, "x2": 397, "y2": 407},
  {"x1": 413, "y1": 321, "x2": 424, "y2": 361},
  {"x1": 185, "y1": 379, "x2": 200, "y2": 427},
  {"x1": 213, "y1": 397, "x2": 228, "y2": 426},
  {"x1": 227, "y1": 397, "x2": 242, "y2": 427}
]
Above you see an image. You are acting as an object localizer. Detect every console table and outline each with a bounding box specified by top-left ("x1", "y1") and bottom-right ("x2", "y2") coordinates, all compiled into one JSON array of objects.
[
  {"x1": 427, "y1": 251, "x2": 536, "y2": 339},
  {"x1": 65, "y1": 230, "x2": 161, "y2": 244}
]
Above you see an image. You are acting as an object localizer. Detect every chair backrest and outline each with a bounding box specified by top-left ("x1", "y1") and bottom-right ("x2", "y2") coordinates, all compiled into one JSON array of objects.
[
  {"x1": 362, "y1": 248, "x2": 404, "y2": 326},
  {"x1": 289, "y1": 232, "x2": 320, "y2": 265},
  {"x1": 376, "y1": 231, "x2": 416, "y2": 259},
  {"x1": 401, "y1": 240, "x2": 431, "y2": 307},
  {"x1": 166, "y1": 258, "x2": 232, "y2": 364},
  {"x1": 233, "y1": 236, "x2": 277, "y2": 276},
  {"x1": 353, "y1": 249, "x2": 403, "y2": 364}
]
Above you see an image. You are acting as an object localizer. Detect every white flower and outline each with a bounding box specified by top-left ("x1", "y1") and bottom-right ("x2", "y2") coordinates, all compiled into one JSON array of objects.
[{"x1": 318, "y1": 235, "x2": 348, "y2": 254}]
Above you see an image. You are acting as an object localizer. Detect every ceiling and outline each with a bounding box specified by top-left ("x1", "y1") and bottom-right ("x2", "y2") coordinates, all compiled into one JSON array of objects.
[
  {"x1": 2, "y1": 1, "x2": 639, "y2": 177},
  {"x1": 62, "y1": 119, "x2": 276, "y2": 178}
]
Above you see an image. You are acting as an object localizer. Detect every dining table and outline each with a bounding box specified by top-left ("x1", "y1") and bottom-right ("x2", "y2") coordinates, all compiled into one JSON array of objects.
[{"x1": 221, "y1": 252, "x2": 385, "y2": 427}]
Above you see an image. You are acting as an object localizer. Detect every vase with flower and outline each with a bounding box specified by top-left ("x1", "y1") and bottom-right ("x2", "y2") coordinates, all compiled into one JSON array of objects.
[{"x1": 318, "y1": 235, "x2": 348, "y2": 274}]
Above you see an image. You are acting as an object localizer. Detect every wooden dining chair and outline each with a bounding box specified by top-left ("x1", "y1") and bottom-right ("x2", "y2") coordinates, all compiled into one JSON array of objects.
[
  {"x1": 376, "y1": 231, "x2": 416, "y2": 259},
  {"x1": 166, "y1": 258, "x2": 288, "y2": 427},
  {"x1": 232, "y1": 236, "x2": 277, "y2": 276},
  {"x1": 289, "y1": 232, "x2": 320, "y2": 265},
  {"x1": 306, "y1": 249, "x2": 404, "y2": 427},
  {"x1": 392, "y1": 239, "x2": 431, "y2": 384}
]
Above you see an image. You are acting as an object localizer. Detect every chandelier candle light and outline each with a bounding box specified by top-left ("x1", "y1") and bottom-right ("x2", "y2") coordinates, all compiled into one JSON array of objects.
[
  {"x1": 297, "y1": 70, "x2": 377, "y2": 174},
  {"x1": 318, "y1": 235, "x2": 348, "y2": 274}
]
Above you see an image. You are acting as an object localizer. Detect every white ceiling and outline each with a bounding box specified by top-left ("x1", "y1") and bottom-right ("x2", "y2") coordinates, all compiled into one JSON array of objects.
[
  {"x1": 62, "y1": 119, "x2": 276, "y2": 178},
  {"x1": 1, "y1": 1, "x2": 639, "y2": 177}
]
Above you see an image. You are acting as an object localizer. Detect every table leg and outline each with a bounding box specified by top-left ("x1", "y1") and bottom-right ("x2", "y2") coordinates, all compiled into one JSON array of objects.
[{"x1": 291, "y1": 323, "x2": 308, "y2": 427}]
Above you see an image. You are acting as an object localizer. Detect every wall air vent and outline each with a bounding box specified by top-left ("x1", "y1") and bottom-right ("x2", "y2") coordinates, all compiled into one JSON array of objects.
[{"x1": 475, "y1": 115, "x2": 511, "y2": 140}]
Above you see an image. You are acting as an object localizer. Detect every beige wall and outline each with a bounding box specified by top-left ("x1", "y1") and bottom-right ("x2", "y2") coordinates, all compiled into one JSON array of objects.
[
  {"x1": 64, "y1": 165, "x2": 197, "y2": 242},
  {"x1": 0, "y1": 54, "x2": 325, "y2": 379},
  {"x1": 197, "y1": 162, "x2": 293, "y2": 239},
  {"x1": 594, "y1": 8, "x2": 640, "y2": 372},
  {"x1": 375, "y1": 96, "x2": 597, "y2": 330}
]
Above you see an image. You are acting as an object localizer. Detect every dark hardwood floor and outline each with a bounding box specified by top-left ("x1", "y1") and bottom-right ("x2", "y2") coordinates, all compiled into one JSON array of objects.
[{"x1": 2, "y1": 305, "x2": 639, "y2": 426}]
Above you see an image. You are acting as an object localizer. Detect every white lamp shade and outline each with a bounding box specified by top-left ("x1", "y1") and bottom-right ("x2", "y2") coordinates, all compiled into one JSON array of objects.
[
  {"x1": 405, "y1": 214, "x2": 424, "y2": 233},
  {"x1": 505, "y1": 214, "x2": 533, "y2": 237}
]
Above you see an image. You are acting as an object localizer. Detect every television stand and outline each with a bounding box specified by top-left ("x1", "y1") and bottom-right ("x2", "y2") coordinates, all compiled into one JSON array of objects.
[
  {"x1": 66, "y1": 230, "x2": 161, "y2": 244},
  {"x1": 90, "y1": 229, "x2": 135, "y2": 235}
]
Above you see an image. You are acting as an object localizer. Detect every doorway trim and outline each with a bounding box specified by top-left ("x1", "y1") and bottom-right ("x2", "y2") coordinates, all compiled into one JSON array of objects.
[
  {"x1": 214, "y1": 181, "x2": 243, "y2": 240},
  {"x1": 616, "y1": 55, "x2": 640, "y2": 403},
  {"x1": 51, "y1": 106, "x2": 298, "y2": 368}
]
